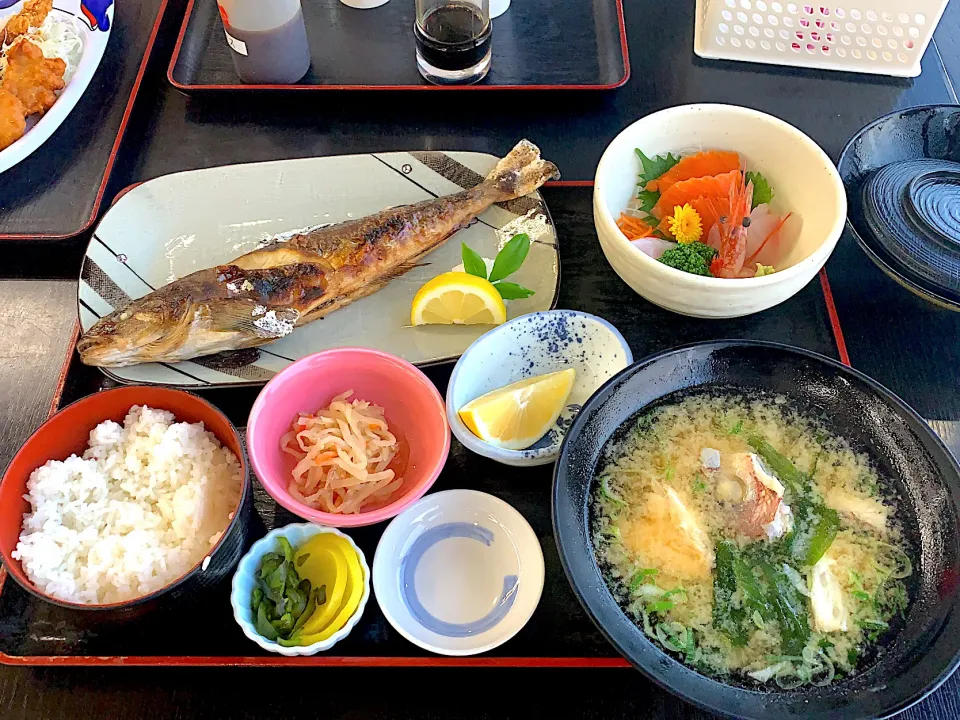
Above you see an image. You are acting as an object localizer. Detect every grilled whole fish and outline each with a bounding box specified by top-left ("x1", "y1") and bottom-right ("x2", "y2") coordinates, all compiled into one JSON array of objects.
[{"x1": 78, "y1": 140, "x2": 559, "y2": 367}]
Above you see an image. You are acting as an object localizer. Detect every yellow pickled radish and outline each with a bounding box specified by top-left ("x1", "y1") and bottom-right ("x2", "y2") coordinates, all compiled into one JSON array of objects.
[
  {"x1": 458, "y1": 368, "x2": 576, "y2": 450},
  {"x1": 296, "y1": 534, "x2": 349, "y2": 636},
  {"x1": 296, "y1": 536, "x2": 366, "y2": 642}
]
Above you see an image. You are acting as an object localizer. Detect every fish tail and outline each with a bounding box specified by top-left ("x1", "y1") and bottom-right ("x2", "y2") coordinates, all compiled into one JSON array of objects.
[{"x1": 484, "y1": 140, "x2": 560, "y2": 201}]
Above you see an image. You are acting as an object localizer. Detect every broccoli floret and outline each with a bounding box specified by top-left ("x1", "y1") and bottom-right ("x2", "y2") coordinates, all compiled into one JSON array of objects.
[{"x1": 657, "y1": 242, "x2": 718, "y2": 277}]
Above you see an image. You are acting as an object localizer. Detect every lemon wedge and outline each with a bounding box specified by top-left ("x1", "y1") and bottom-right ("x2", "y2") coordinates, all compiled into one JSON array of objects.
[
  {"x1": 410, "y1": 272, "x2": 507, "y2": 326},
  {"x1": 458, "y1": 368, "x2": 576, "y2": 450}
]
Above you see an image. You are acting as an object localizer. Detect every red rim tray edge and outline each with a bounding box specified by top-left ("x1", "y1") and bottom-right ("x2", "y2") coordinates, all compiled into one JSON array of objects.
[
  {"x1": 166, "y1": 0, "x2": 630, "y2": 92},
  {"x1": 1, "y1": 0, "x2": 171, "y2": 242},
  {"x1": 0, "y1": 188, "x2": 851, "y2": 666}
]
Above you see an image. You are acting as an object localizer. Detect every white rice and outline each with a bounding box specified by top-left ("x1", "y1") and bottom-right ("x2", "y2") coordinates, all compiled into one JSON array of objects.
[{"x1": 13, "y1": 406, "x2": 243, "y2": 604}]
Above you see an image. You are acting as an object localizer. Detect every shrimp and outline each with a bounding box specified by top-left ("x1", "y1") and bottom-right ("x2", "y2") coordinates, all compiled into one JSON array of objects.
[{"x1": 709, "y1": 175, "x2": 754, "y2": 279}]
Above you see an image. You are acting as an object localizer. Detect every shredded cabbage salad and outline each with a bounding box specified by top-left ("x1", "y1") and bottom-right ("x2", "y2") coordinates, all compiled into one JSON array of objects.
[{"x1": 0, "y1": 12, "x2": 85, "y2": 84}]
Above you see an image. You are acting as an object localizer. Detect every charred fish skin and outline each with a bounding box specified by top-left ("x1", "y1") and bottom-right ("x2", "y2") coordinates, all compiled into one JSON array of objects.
[{"x1": 78, "y1": 140, "x2": 559, "y2": 368}]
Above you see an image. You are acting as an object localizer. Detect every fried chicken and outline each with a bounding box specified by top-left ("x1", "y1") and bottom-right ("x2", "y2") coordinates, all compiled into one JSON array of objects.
[
  {"x1": 0, "y1": 88, "x2": 26, "y2": 151},
  {"x1": 0, "y1": 0, "x2": 53, "y2": 44},
  {"x1": 0, "y1": 39, "x2": 65, "y2": 116}
]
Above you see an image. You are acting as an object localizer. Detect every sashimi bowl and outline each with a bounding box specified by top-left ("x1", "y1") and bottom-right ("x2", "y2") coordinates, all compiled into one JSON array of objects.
[
  {"x1": 593, "y1": 104, "x2": 846, "y2": 318},
  {"x1": 0, "y1": 386, "x2": 252, "y2": 617},
  {"x1": 246, "y1": 347, "x2": 450, "y2": 528}
]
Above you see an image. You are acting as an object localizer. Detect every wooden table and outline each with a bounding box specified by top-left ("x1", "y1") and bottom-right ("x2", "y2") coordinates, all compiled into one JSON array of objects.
[{"x1": 0, "y1": 0, "x2": 958, "y2": 716}]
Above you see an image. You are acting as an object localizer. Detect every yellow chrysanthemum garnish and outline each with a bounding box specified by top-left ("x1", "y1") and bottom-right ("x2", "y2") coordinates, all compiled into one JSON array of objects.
[{"x1": 667, "y1": 204, "x2": 703, "y2": 244}]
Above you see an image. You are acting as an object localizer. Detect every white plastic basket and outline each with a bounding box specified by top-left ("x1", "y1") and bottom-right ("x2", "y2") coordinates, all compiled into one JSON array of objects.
[{"x1": 694, "y1": 0, "x2": 949, "y2": 78}]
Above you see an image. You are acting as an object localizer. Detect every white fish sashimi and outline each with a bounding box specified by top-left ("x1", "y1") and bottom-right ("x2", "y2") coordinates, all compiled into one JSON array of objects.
[
  {"x1": 631, "y1": 237, "x2": 677, "y2": 259},
  {"x1": 744, "y1": 204, "x2": 780, "y2": 261},
  {"x1": 743, "y1": 206, "x2": 804, "y2": 270}
]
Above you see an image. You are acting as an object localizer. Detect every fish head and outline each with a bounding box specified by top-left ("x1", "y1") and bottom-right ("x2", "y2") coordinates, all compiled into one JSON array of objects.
[{"x1": 77, "y1": 295, "x2": 195, "y2": 367}]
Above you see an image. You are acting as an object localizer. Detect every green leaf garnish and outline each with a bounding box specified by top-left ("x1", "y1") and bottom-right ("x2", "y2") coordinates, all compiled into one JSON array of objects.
[
  {"x1": 635, "y1": 149, "x2": 681, "y2": 184},
  {"x1": 635, "y1": 189, "x2": 661, "y2": 215},
  {"x1": 630, "y1": 568, "x2": 659, "y2": 591},
  {"x1": 493, "y1": 281, "x2": 535, "y2": 300},
  {"x1": 649, "y1": 599, "x2": 676, "y2": 613},
  {"x1": 692, "y1": 471, "x2": 707, "y2": 493},
  {"x1": 461, "y1": 242, "x2": 488, "y2": 279},
  {"x1": 600, "y1": 475, "x2": 625, "y2": 506},
  {"x1": 745, "y1": 171, "x2": 774, "y2": 208},
  {"x1": 489, "y1": 233, "x2": 530, "y2": 283},
  {"x1": 459, "y1": 234, "x2": 535, "y2": 301}
]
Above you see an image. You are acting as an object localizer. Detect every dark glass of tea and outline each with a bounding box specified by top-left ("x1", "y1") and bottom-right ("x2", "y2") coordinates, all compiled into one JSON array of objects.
[{"x1": 414, "y1": 0, "x2": 492, "y2": 85}]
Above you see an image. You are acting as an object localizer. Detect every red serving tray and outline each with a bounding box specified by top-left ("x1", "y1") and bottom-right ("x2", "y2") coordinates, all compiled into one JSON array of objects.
[
  {"x1": 0, "y1": 182, "x2": 851, "y2": 667},
  {"x1": 0, "y1": 0, "x2": 169, "y2": 241}
]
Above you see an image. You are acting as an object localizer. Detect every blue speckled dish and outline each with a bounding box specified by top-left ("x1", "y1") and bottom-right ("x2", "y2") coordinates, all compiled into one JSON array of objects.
[{"x1": 446, "y1": 310, "x2": 633, "y2": 466}]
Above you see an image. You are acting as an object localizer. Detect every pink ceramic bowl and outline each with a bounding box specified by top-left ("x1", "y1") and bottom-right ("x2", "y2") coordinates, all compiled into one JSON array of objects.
[{"x1": 247, "y1": 348, "x2": 450, "y2": 527}]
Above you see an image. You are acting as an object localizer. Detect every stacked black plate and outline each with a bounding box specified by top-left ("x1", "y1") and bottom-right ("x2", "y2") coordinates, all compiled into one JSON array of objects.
[{"x1": 839, "y1": 104, "x2": 960, "y2": 309}]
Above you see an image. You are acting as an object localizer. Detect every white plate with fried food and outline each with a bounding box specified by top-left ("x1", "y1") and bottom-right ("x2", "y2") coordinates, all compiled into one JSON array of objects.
[{"x1": 0, "y1": 0, "x2": 113, "y2": 174}]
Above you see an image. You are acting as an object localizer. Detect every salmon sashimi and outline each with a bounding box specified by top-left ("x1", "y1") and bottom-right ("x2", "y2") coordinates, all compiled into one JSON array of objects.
[
  {"x1": 645, "y1": 150, "x2": 741, "y2": 193},
  {"x1": 657, "y1": 194, "x2": 728, "y2": 239},
  {"x1": 651, "y1": 170, "x2": 742, "y2": 221},
  {"x1": 77, "y1": 140, "x2": 559, "y2": 367}
]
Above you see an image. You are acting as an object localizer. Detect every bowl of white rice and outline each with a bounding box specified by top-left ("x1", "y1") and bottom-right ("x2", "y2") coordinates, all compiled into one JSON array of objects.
[{"x1": 0, "y1": 386, "x2": 251, "y2": 612}]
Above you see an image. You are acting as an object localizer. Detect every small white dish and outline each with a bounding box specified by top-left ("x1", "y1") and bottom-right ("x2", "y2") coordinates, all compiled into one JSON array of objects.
[
  {"x1": 446, "y1": 310, "x2": 632, "y2": 467},
  {"x1": 230, "y1": 523, "x2": 370, "y2": 656},
  {"x1": 373, "y1": 489, "x2": 544, "y2": 656},
  {"x1": 339, "y1": 0, "x2": 389, "y2": 7},
  {"x1": 593, "y1": 103, "x2": 846, "y2": 318},
  {"x1": 0, "y1": 0, "x2": 114, "y2": 174},
  {"x1": 490, "y1": 0, "x2": 510, "y2": 18}
]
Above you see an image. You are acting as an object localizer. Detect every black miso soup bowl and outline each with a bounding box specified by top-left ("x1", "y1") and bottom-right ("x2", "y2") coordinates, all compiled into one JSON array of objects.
[{"x1": 552, "y1": 340, "x2": 960, "y2": 720}]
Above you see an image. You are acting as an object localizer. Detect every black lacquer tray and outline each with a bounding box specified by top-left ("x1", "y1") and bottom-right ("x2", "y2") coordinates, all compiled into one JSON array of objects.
[
  {"x1": 0, "y1": 0, "x2": 169, "y2": 241},
  {"x1": 0, "y1": 186, "x2": 846, "y2": 667},
  {"x1": 168, "y1": 0, "x2": 629, "y2": 92}
]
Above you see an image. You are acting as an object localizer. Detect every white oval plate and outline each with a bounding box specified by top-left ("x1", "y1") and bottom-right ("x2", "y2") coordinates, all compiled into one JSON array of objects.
[
  {"x1": 373, "y1": 489, "x2": 544, "y2": 656},
  {"x1": 77, "y1": 150, "x2": 559, "y2": 387},
  {"x1": 0, "y1": 0, "x2": 113, "y2": 174}
]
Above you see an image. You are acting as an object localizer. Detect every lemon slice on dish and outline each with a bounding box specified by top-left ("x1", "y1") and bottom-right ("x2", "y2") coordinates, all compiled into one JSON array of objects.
[
  {"x1": 410, "y1": 272, "x2": 507, "y2": 326},
  {"x1": 458, "y1": 368, "x2": 576, "y2": 450}
]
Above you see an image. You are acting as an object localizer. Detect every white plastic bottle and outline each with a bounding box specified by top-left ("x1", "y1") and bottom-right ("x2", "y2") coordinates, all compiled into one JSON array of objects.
[{"x1": 216, "y1": 0, "x2": 311, "y2": 84}]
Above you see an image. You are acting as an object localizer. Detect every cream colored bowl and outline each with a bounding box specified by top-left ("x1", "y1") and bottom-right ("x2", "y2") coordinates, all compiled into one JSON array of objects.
[{"x1": 593, "y1": 104, "x2": 846, "y2": 318}]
